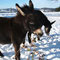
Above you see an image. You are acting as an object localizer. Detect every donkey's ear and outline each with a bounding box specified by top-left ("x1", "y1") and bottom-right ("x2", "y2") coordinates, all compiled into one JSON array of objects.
[
  {"x1": 51, "y1": 21, "x2": 56, "y2": 25},
  {"x1": 16, "y1": 3, "x2": 25, "y2": 16},
  {"x1": 29, "y1": 0, "x2": 34, "y2": 10},
  {"x1": 16, "y1": 3, "x2": 21, "y2": 8}
]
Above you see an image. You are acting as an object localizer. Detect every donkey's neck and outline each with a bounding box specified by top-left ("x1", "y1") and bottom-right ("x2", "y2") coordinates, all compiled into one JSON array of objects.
[{"x1": 44, "y1": 19, "x2": 51, "y2": 27}]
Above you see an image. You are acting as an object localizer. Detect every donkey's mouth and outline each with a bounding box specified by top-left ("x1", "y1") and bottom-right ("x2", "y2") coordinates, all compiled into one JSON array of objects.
[{"x1": 33, "y1": 28, "x2": 43, "y2": 37}]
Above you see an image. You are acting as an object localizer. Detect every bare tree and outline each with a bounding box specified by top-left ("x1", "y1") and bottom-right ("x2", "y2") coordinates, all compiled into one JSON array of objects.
[{"x1": 49, "y1": 0, "x2": 59, "y2": 1}]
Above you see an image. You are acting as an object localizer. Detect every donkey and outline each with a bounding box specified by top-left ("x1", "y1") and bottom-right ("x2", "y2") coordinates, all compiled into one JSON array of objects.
[
  {"x1": 28, "y1": 0, "x2": 55, "y2": 44},
  {"x1": 0, "y1": 1, "x2": 55, "y2": 60},
  {"x1": 0, "y1": 3, "x2": 52, "y2": 60}
]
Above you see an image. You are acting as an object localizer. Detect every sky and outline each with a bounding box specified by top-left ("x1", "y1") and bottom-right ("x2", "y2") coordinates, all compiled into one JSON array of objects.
[{"x1": 0, "y1": 0, "x2": 60, "y2": 9}]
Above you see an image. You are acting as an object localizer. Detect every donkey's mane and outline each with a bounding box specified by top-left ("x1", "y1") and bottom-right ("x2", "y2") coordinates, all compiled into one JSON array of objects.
[{"x1": 22, "y1": 5, "x2": 30, "y2": 10}]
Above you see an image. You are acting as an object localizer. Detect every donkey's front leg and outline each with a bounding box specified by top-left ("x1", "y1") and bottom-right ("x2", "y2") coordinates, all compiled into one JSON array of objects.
[
  {"x1": 13, "y1": 43, "x2": 20, "y2": 60},
  {"x1": 28, "y1": 32, "x2": 31, "y2": 44}
]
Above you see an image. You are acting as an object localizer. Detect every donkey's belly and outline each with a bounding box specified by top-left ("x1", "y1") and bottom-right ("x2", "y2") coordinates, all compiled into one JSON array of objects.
[
  {"x1": 0, "y1": 29, "x2": 11, "y2": 44},
  {"x1": 0, "y1": 37, "x2": 11, "y2": 44},
  {"x1": 0, "y1": 35, "x2": 11, "y2": 44}
]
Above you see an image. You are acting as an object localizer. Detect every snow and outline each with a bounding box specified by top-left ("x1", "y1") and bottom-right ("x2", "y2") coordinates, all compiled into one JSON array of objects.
[
  {"x1": 0, "y1": 13, "x2": 16, "y2": 17},
  {"x1": 0, "y1": 12, "x2": 60, "y2": 60}
]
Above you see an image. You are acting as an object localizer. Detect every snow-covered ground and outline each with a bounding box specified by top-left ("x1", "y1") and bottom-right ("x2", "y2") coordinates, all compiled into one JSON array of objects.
[
  {"x1": 0, "y1": 12, "x2": 60, "y2": 60},
  {"x1": 0, "y1": 13, "x2": 16, "y2": 17}
]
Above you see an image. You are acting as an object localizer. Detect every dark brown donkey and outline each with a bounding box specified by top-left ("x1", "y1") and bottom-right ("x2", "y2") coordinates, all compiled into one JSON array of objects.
[
  {"x1": 0, "y1": 1, "x2": 55, "y2": 60},
  {"x1": 0, "y1": 3, "x2": 46, "y2": 60}
]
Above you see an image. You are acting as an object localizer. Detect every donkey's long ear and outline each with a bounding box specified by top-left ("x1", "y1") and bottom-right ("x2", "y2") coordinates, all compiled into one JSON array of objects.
[
  {"x1": 16, "y1": 3, "x2": 25, "y2": 16},
  {"x1": 51, "y1": 21, "x2": 56, "y2": 25},
  {"x1": 29, "y1": 0, "x2": 34, "y2": 10}
]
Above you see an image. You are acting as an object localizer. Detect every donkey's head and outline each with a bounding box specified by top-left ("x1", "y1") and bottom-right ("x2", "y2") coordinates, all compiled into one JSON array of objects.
[
  {"x1": 16, "y1": 3, "x2": 43, "y2": 37},
  {"x1": 45, "y1": 21, "x2": 55, "y2": 35},
  {"x1": 25, "y1": 14, "x2": 43, "y2": 36}
]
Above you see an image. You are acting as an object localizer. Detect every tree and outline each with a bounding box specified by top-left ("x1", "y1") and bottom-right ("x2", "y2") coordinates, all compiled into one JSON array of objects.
[
  {"x1": 51, "y1": 0, "x2": 58, "y2": 1},
  {"x1": 55, "y1": 7, "x2": 60, "y2": 11}
]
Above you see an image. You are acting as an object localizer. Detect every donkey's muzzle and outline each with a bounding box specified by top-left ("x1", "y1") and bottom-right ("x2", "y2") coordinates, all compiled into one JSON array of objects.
[{"x1": 33, "y1": 28, "x2": 43, "y2": 37}]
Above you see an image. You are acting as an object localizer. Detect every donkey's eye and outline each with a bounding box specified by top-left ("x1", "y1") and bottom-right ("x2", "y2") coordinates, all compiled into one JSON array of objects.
[{"x1": 29, "y1": 22, "x2": 35, "y2": 25}]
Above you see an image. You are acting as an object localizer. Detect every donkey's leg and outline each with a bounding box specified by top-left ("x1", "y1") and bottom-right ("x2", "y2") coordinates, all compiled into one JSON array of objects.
[
  {"x1": 28, "y1": 32, "x2": 36, "y2": 47},
  {"x1": 13, "y1": 43, "x2": 20, "y2": 60},
  {"x1": 22, "y1": 39, "x2": 25, "y2": 48},
  {"x1": 22, "y1": 32, "x2": 31, "y2": 48},
  {"x1": 28, "y1": 32, "x2": 31, "y2": 44}
]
